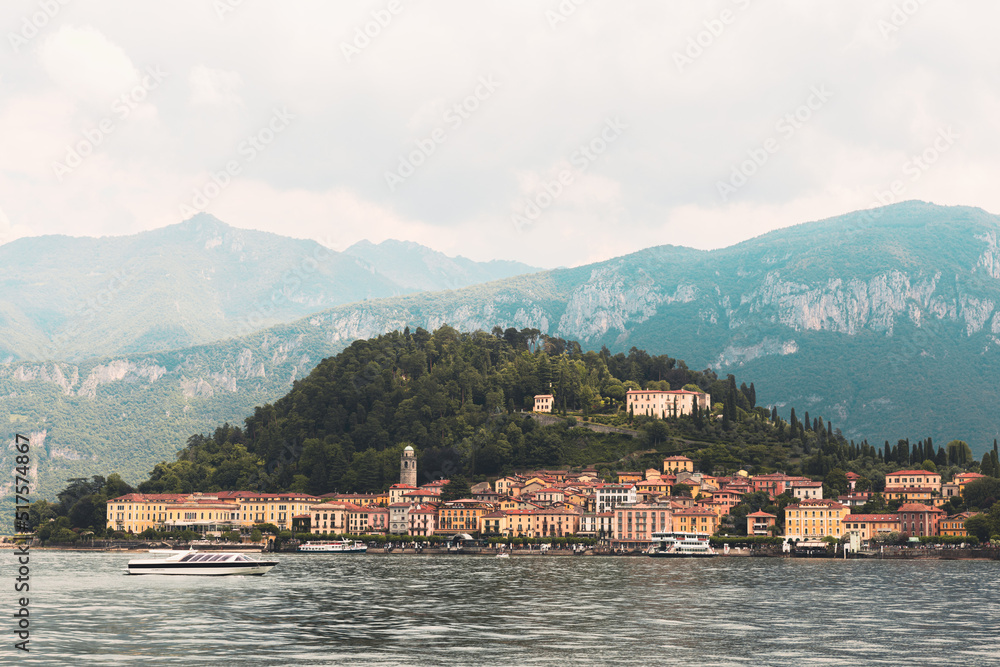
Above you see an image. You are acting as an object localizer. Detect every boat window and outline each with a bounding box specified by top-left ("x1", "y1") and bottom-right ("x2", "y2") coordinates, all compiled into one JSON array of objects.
[{"x1": 180, "y1": 554, "x2": 195, "y2": 562}]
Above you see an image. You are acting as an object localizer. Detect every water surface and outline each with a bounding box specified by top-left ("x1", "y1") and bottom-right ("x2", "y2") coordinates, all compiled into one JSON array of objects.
[{"x1": 3, "y1": 551, "x2": 998, "y2": 666}]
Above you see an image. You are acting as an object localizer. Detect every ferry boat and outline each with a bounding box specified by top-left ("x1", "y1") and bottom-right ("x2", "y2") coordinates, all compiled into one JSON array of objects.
[
  {"x1": 127, "y1": 550, "x2": 278, "y2": 575},
  {"x1": 297, "y1": 539, "x2": 368, "y2": 554},
  {"x1": 648, "y1": 532, "x2": 717, "y2": 558}
]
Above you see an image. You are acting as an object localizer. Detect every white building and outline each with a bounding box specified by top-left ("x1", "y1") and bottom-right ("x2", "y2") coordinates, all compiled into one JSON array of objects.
[
  {"x1": 595, "y1": 484, "x2": 637, "y2": 513},
  {"x1": 626, "y1": 389, "x2": 711, "y2": 419},
  {"x1": 534, "y1": 394, "x2": 554, "y2": 413}
]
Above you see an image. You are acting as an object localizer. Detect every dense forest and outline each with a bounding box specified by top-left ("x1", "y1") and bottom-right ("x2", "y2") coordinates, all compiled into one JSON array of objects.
[
  {"x1": 136, "y1": 326, "x2": 992, "y2": 495},
  {"x1": 34, "y1": 326, "x2": 1000, "y2": 537}
]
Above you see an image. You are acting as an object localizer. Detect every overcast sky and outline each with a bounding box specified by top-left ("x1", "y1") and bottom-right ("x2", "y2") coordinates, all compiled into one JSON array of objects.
[{"x1": 1, "y1": 1, "x2": 997, "y2": 268}]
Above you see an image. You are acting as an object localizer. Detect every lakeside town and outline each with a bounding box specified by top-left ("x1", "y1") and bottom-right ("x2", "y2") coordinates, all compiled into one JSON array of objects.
[
  {"x1": 100, "y1": 446, "x2": 989, "y2": 553},
  {"x1": 90, "y1": 390, "x2": 995, "y2": 554}
]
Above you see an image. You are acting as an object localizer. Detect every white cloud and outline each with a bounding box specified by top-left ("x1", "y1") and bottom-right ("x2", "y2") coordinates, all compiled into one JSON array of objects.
[
  {"x1": 188, "y1": 65, "x2": 244, "y2": 108},
  {"x1": 37, "y1": 25, "x2": 139, "y2": 107},
  {"x1": 2, "y1": 1, "x2": 999, "y2": 267}
]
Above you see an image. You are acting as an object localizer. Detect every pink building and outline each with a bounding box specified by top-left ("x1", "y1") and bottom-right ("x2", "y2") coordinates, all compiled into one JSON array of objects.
[
  {"x1": 897, "y1": 503, "x2": 946, "y2": 537},
  {"x1": 612, "y1": 503, "x2": 673, "y2": 549}
]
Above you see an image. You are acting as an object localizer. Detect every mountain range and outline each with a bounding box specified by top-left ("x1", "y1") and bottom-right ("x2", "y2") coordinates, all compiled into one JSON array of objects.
[
  {"x1": 0, "y1": 214, "x2": 538, "y2": 362},
  {"x1": 3, "y1": 200, "x2": 1000, "y2": 504}
]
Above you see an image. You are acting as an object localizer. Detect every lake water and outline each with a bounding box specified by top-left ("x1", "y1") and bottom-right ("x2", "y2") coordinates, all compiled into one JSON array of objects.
[{"x1": 3, "y1": 550, "x2": 999, "y2": 666}]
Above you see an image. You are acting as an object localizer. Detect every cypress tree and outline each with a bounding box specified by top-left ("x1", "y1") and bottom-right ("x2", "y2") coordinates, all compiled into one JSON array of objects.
[{"x1": 804, "y1": 411, "x2": 810, "y2": 431}]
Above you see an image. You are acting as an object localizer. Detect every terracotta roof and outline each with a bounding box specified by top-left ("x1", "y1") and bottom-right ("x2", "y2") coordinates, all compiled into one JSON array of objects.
[
  {"x1": 746, "y1": 511, "x2": 777, "y2": 518},
  {"x1": 887, "y1": 470, "x2": 940, "y2": 477}
]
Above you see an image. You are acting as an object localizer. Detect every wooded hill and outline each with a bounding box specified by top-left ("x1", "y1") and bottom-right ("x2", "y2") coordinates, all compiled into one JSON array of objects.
[{"x1": 135, "y1": 326, "x2": 987, "y2": 498}]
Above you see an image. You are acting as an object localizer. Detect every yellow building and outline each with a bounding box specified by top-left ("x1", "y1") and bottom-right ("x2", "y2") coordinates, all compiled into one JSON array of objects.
[
  {"x1": 107, "y1": 491, "x2": 322, "y2": 535},
  {"x1": 883, "y1": 487, "x2": 934, "y2": 504},
  {"x1": 841, "y1": 514, "x2": 900, "y2": 540},
  {"x1": 672, "y1": 507, "x2": 719, "y2": 535},
  {"x1": 939, "y1": 512, "x2": 977, "y2": 537},
  {"x1": 662, "y1": 456, "x2": 694, "y2": 474},
  {"x1": 783, "y1": 500, "x2": 850, "y2": 540},
  {"x1": 438, "y1": 500, "x2": 494, "y2": 536}
]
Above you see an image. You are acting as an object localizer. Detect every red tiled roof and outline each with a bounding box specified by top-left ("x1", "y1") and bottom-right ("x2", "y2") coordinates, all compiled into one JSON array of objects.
[{"x1": 887, "y1": 470, "x2": 940, "y2": 477}]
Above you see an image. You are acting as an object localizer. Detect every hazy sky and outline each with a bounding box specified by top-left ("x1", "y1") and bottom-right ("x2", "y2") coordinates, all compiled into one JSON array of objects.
[{"x1": 1, "y1": 1, "x2": 997, "y2": 268}]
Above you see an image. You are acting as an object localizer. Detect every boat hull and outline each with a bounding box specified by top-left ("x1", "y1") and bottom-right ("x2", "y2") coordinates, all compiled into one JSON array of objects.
[
  {"x1": 127, "y1": 561, "x2": 278, "y2": 576},
  {"x1": 648, "y1": 552, "x2": 716, "y2": 558}
]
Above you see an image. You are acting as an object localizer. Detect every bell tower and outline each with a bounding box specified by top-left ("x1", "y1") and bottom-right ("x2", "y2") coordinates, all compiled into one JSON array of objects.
[{"x1": 400, "y1": 445, "x2": 417, "y2": 486}]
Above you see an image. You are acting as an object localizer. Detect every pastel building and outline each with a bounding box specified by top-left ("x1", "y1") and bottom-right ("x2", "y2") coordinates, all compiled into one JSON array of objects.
[
  {"x1": 612, "y1": 503, "x2": 673, "y2": 549},
  {"x1": 841, "y1": 514, "x2": 900, "y2": 541},
  {"x1": 746, "y1": 511, "x2": 777, "y2": 536},
  {"x1": 534, "y1": 394, "x2": 554, "y2": 413},
  {"x1": 896, "y1": 503, "x2": 946, "y2": 537},
  {"x1": 783, "y1": 499, "x2": 850, "y2": 540},
  {"x1": 626, "y1": 390, "x2": 711, "y2": 419}
]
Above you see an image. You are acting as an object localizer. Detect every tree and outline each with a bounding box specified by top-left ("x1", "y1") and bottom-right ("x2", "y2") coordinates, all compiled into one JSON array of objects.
[
  {"x1": 964, "y1": 513, "x2": 992, "y2": 543},
  {"x1": 946, "y1": 440, "x2": 973, "y2": 466},
  {"x1": 440, "y1": 476, "x2": 472, "y2": 502},
  {"x1": 964, "y1": 478, "x2": 1000, "y2": 511}
]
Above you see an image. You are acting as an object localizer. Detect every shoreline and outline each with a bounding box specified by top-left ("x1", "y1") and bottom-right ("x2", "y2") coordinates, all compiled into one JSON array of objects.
[{"x1": 7, "y1": 545, "x2": 996, "y2": 560}]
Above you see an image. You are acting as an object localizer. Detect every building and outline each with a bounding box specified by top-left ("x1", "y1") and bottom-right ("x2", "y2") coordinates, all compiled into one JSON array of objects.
[
  {"x1": 626, "y1": 389, "x2": 711, "y2": 419},
  {"x1": 662, "y1": 455, "x2": 694, "y2": 474},
  {"x1": 309, "y1": 501, "x2": 357, "y2": 535},
  {"x1": 896, "y1": 503, "x2": 946, "y2": 537},
  {"x1": 783, "y1": 499, "x2": 850, "y2": 540},
  {"x1": 885, "y1": 470, "x2": 942, "y2": 494},
  {"x1": 939, "y1": 512, "x2": 977, "y2": 537},
  {"x1": 400, "y1": 445, "x2": 417, "y2": 487},
  {"x1": 746, "y1": 511, "x2": 777, "y2": 536},
  {"x1": 672, "y1": 507, "x2": 719, "y2": 535},
  {"x1": 389, "y1": 503, "x2": 411, "y2": 535},
  {"x1": 533, "y1": 394, "x2": 554, "y2": 413},
  {"x1": 612, "y1": 503, "x2": 673, "y2": 549},
  {"x1": 790, "y1": 481, "x2": 824, "y2": 501},
  {"x1": 841, "y1": 514, "x2": 900, "y2": 541},
  {"x1": 407, "y1": 505, "x2": 438, "y2": 536},
  {"x1": 535, "y1": 506, "x2": 582, "y2": 537},
  {"x1": 579, "y1": 512, "x2": 614, "y2": 541},
  {"x1": 595, "y1": 484, "x2": 637, "y2": 513},
  {"x1": 107, "y1": 491, "x2": 323, "y2": 535},
  {"x1": 883, "y1": 486, "x2": 935, "y2": 504},
  {"x1": 437, "y1": 500, "x2": 493, "y2": 536}
]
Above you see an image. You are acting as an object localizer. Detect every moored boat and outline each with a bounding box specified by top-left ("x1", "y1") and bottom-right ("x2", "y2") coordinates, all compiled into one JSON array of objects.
[
  {"x1": 297, "y1": 539, "x2": 368, "y2": 554},
  {"x1": 648, "y1": 532, "x2": 717, "y2": 558},
  {"x1": 127, "y1": 550, "x2": 278, "y2": 575}
]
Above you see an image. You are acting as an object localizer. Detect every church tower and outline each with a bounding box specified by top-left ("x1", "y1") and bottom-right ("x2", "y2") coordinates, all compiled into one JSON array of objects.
[{"x1": 400, "y1": 445, "x2": 417, "y2": 486}]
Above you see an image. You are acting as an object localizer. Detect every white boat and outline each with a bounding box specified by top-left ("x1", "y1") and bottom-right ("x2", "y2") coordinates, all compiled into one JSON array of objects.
[
  {"x1": 297, "y1": 539, "x2": 368, "y2": 554},
  {"x1": 496, "y1": 552, "x2": 510, "y2": 559},
  {"x1": 648, "y1": 532, "x2": 717, "y2": 558},
  {"x1": 127, "y1": 550, "x2": 278, "y2": 575}
]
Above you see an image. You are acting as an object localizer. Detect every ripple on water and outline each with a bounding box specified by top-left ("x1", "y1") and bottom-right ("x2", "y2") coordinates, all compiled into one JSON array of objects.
[{"x1": 3, "y1": 552, "x2": 1000, "y2": 665}]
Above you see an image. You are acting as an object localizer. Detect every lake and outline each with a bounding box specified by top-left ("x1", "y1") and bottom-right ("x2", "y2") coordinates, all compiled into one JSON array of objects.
[{"x1": 3, "y1": 551, "x2": 999, "y2": 666}]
